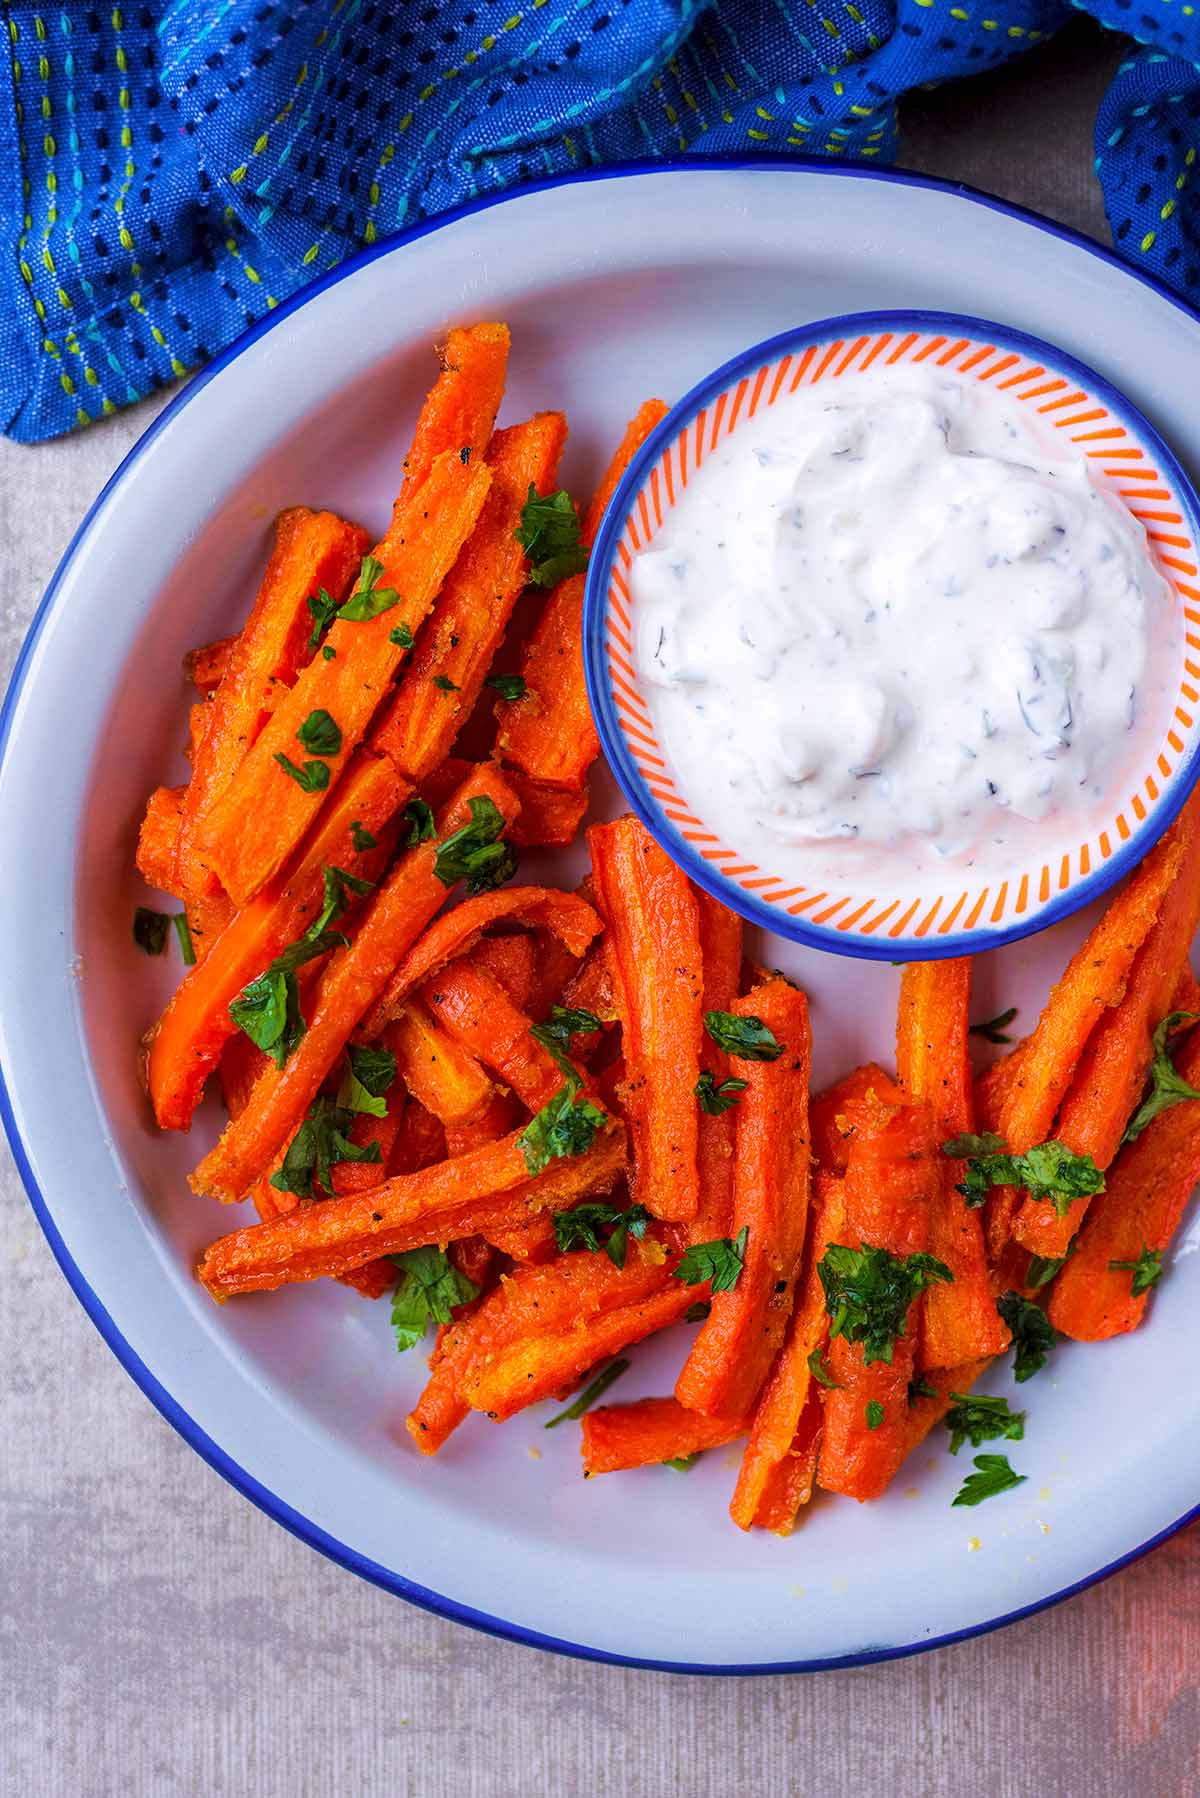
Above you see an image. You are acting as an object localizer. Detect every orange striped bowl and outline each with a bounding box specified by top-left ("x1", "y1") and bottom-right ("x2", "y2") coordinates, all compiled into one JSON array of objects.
[{"x1": 583, "y1": 311, "x2": 1200, "y2": 960}]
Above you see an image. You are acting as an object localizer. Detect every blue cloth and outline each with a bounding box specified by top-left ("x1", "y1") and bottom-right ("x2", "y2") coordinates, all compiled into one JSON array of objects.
[{"x1": 0, "y1": 0, "x2": 1196, "y2": 440}]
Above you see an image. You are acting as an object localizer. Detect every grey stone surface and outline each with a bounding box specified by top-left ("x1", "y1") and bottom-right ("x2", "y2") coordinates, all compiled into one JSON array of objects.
[{"x1": 5, "y1": 23, "x2": 1198, "y2": 1795}]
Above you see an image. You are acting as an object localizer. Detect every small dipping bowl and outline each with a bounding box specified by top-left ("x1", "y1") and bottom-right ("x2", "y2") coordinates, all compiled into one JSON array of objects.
[{"x1": 582, "y1": 309, "x2": 1200, "y2": 960}]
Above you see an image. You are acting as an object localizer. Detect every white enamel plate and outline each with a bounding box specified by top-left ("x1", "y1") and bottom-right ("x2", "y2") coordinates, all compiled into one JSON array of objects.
[{"x1": 4, "y1": 162, "x2": 1200, "y2": 1672}]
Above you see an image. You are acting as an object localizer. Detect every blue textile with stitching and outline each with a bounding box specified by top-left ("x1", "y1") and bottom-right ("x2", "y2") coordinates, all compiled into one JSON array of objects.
[{"x1": 0, "y1": 1, "x2": 1195, "y2": 440}]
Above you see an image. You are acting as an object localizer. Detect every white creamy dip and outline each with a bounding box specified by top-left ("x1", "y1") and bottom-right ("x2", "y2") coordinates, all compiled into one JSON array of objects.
[{"x1": 632, "y1": 365, "x2": 1177, "y2": 880}]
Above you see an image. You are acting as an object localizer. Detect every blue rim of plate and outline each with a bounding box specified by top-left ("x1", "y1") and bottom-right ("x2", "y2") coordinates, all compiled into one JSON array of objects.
[
  {"x1": 4, "y1": 155, "x2": 1200, "y2": 1675},
  {"x1": 584, "y1": 306, "x2": 1200, "y2": 962}
]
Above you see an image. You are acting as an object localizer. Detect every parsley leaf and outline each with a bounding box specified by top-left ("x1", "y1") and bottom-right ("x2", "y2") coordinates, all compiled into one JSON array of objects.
[
  {"x1": 337, "y1": 554, "x2": 401, "y2": 624},
  {"x1": 297, "y1": 708, "x2": 342, "y2": 757},
  {"x1": 943, "y1": 1392, "x2": 1025, "y2": 1456},
  {"x1": 516, "y1": 486, "x2": 589, "y2": 588},
  {"x1": 268, "y1": 1097, "x2": 381, "y2": 1199},
  {"x1": 672, "y1": 1225, "x2": 749, "y2": 1295},
  {"x1": 695, "y1": 1071, "x2": 749, "y2": 1115},
  {"x1": 807, "y1": 1347, "x2": 841, "y2": 1390},
  {"x1": 431, "y1": 674, "x2": 460, "y2": 692},
  {"x1": 969, "y1": 1006, "x2": 1019, "y2": 1045},
  {"x1": 349, "y1": 819, "x2": 377, "y2": 852},
  {"x1": 172, "y1": 912, "x2": 196, "y2": 966},
  {"x1": 944, "y1": 1133, "x2": 1104, "y2": 1217},
  {"x1": 996, "y1": 1291, "x2": 1057, "y2": 1383},
  {"x1": 1123, "y1": 1011, "x2": 1200, "y2": 1142},
  {"x1": 1108, "y1": 1245, "x2": 1164, "y2": 1296},
  {"x1": 389, "y1": 621, "x2": 414, "y2": 649},
  {"x1": 684, "y1": 1300, "x2": 711, "y2": 1324},
  {"x1": 403, "y1": 797, "x2": 437, "y2": 848},
  {"x1": 229, "y1": 865, "x2": 368, "y2": 1064},
  {"x1": 908, "y1": 1375, "x2": 938, "y2": 1403},
  {"x1": 531, "y1": 1006, "x2": 603, "y2": 1083},
  {"x1": 817, "y1": 1243, "x2": 953, "y2": 1365},
  {"x1": 544, "y1": 1358, "x2": 630, "y2": 1428},
  {"x1": 552, "y1": 1200, "x2": 651, "y2": 1268},
  {"x1": 133, "y1": 907, "x2": 169, "y2": 955},
  {"x1": 703, "y1": 1010, "x2": 784, "y2": 1062},
  {"x1": 274, "y1": 751, "x2": 331, "y2": 793},
  {"x1": 518, "y1": 1086, "x2": 607, "y2": 1177},
  {"x1": 664, "y1": 1453, "x2": 699, "y2": 1471},
  {"x1": 1026, "y1": 1253, "x2": 1067, "y2": 1290},
  {"x1": 322, "y1": 645, "x2": 337, "y2": 661},
  {"x1": 865, "y1": 1400, "x2": 885, "y2": 1431},
  {"x1": 337, "y1": 1042, "x2": 397, "y2": 1118},
  {"x1": 311, "y1": 863, "x2": 373, "y2": 939},
  {"x1": 952, "y1": 1453, "x2": 1026, "y2": 1508},
  {"x1": 434, "y1": 795, "x2": 517, "y2": 894},
  {"x1": 485, "y1": 672, "x2": 527, "y2": 701},
  {"x1": 306, "y1": 587, "x2": 338, "y2": 649},
  {"x1": 389, "y1": 1246, "x2": 478, "y2": 1353}
]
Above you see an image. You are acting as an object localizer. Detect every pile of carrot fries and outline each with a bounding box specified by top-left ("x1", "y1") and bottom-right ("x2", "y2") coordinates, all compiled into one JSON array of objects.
[{"x1": 134, "y1": 322, "x2": 1200, "y2": 1532}]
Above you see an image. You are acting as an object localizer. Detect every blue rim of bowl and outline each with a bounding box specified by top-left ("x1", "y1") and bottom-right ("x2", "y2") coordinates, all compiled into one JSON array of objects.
[
  {"x1": 584, "y1": 306, "x2": 1200, "y2": 963},
  {"x1": 4, "y1": 157, "x2": 1200, "y2": 1675}
]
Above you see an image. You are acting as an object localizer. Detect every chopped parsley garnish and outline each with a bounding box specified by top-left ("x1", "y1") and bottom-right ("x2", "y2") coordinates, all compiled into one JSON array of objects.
[
  {"x1": 684, "y1": 1300, "x2": 711, "y2": 1324},
  {"x1": 172, "y1": 912, "x2": 196, "y2": 966},
  {"x1": 337, "y1": 554, "x2": 401, "y2": 623},
  {"x1": 943, "y1": 1132, "x2": 1104, "y2": 1217},
  {"x1": 229, "y1": 864, "x2": 370, "y2": 1065},
  {"x1": 1123, "y1": 1011, "x2": 1200, "y2": 1143},
  {"x1": 694, "y1": 1071, "x2": 749, "y2": 1115},
  {"x1": 969, "y1": 1006, "x2": 1019, "y2": 1045},
  {"x1": 433, "y1": 794, "x2": 516, "y2": 894},
  {"x1": 518, "y1": 1085, "x2": 607, "y2": 1177},
  {"x1": 817, "y1": 1243, "x2": 953, "y2": 1366},
  {"x1": 306, "y1": 586, "x2": 338, "y2": 649},
  {"x1": 337, "y1": 1042, "x2": 397, "y2": 1119},
  {"x1": 268, "y1": 1096, "x2": 382, "y2": 1199},
  {"x1": 516, "y1": 486, "x2": 589, "y2": 588},
  {"x1": 1026, "y1": 1252, "x2": 1068, "y2": 1290},
  {"x1": 664, "y1": 1453, "x2": 699, "y2": 1471},
  {"x1": 952, "y1": 1453, "x2": 1026, "y2": 1508},
  {"x1": 551, "y1": 1200, "x2": 651, "y2": 1268},
  {"x1": 996, "y1": 1290, "x2": 1057, "y2": 1383},
  {"x1": 485, "y1": 672, "x2": 527, "y2": 701},
  {"x1": 544, "y1": 1358, "x2": 629, "y2": 1428},
  {"x1": 322, "y1": 645, "x2": 337, "y2": 661},
  {"x1": 403, "y1": 797, "x2": 437, "y2": 848},
  {"x1": 531, "y1": 1006, "x2": 603, "y2": 1083},
  {"x1": 133, "y1": 907, "x2": 169, "y2": 955},
  {"x1": 274, "y1": 751, "x2": 331, "y2": 793},
  {"x1": 672, "y1": 1225, "x2": 749, "y2": 1295},
  {"x1": 389, "y1": 1246, "x2": 478, "y2": 1353},
  {"x1": 296, "y1": 708, "x2": 342, "y2": 757},
  {"x1": 702, "y1": 1010, "x2": 783, "y2": 1062},
  {"x1": 349, "y1": 819, "x2": 377, "y2": 852},
  {"x1": 807, "y1": 1347, "x2": 841, "y2": 1390},
  {"x1": 865, "y1": 1400, "x2": 885, "y2": 1431},
  {"x1": 908, "y1": 1375, "x2": 938, "y2": 1403},
  {"x1": 389, "y1": 621, "x2": 414, "y2": 649},
  {"x1": 311, "y1": 863, "x2": 373, "y2": 937},
  {"x1": 1108, "y1": 1245, "x2": 1164, "y2": 1296},
  {"x1": 943, "y1": 1392, "x2": 1025, "y2": 1456},
  {"x1": 431, "y1": 674, "x2": 460, "y2": 692}
]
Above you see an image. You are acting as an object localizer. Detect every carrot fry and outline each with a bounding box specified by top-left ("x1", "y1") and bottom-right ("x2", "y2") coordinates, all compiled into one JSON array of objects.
[
  {"x1": 190, "y1": 762, "x2": 519, "y2": 1200},
  {"x1": 388, "y1": 1097, "x2": 447, "y2": 1175},
  {"x1": 176, "y1": 507, "x2": 369, "y2": 899},
  {"x1": 402, "y1": 322, "x2": 511, "y2": 493},
  {"x1": 897, "y1": 959, "x2": 1009, "y2": 1365},
  {"x1": 369, "y1": 414, "x2": 567, "y2": 778},
  {"x1": 561, "y1": 940, "x2": 618, "y2": 1025},
  {"x1": 899, "y1": 1358, "x2": 992, "y2": 1459},
  {"x1": 463, "y1": 1283, "x2": 693, "y2": 1422},
  {"x1": 1049, "y1": 1029, "x2": 1200, "y2": 1339},
  {"x1": 810, "y1": 1064, "x2": 904, "y2": 1174},
  {"x1": 185, "y1": 634, "x2": 238, "y2": 694},
  {"x1": 984, "y1": 813, "x2": 1191, "y2": 1257},
  {"x1": 527, "y1": 926, "x2": 587, "y2": 1018},
  {"x1": 494, "y1": 400, "x2": 666, "y2": 791},
  {"x1": 421, "y1": 961, "x2": 563, "y2": 1111},
  {"x1": 817, "y1": 1095, "x2": 938, "y2": 1503},
  {"x1": 505, "y1": 772, "x2": 590, "y2": 849},
  {"x1": 676, "y1": 977, "x2": 812, "y2": 1419},
  {"x1": 589, "y1": 815, "x2": 704, "y2": 1222},
  {"x1": 197, "y1": 1118, "x2": 627, "y2": 1299},
  {"x1": 446, "y1": 1092, "x2": 519, "y2": 1157},
  {"x1": 470, "y1": 933, "x2": 537, "y2": 1012},
  {"x1": 136, "y1": 785, "x2": 185, "y2": 894},
  {"x1": 207, "y1": 454, "x2": 493, "y2": 906},
  {"x1": 330, "y1": 1049, "x2": 408, "y2": 1196},
  {"x1": 692, "y1": 887, "x2": 743, "y2": 1242},
  {"x1": 449, "y1": 1235, "x2": 498, "y2": 1293},
  {"x1": 749, "y1": 1388, "x2": 824, "y2": 1535},
  {"x1": 146, "y1": 751, "x2": 407, "y2": 1132},
  {"x1": 581, "y1": 1397, "x2": 746, "y2": 1475},
  {"x1": 482, "y1": 1213, "x2": 558, "y2": 1263},
  {"x1": 389, "y1": 1000, "x2": 495, "y2": 1125},
  {"x1": 219, "y1": 1033, "x2": 272, "y2": 1120},
  {"x1": 1012, "y1": 794, "x2": 1200, "y2": 1258},
  {"x1": 730, "y1": 1169, "x2": 844, "y2": 1529},
  {"x1": 363, "y1": 885, "x2": 601, "y2": 1038}
]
